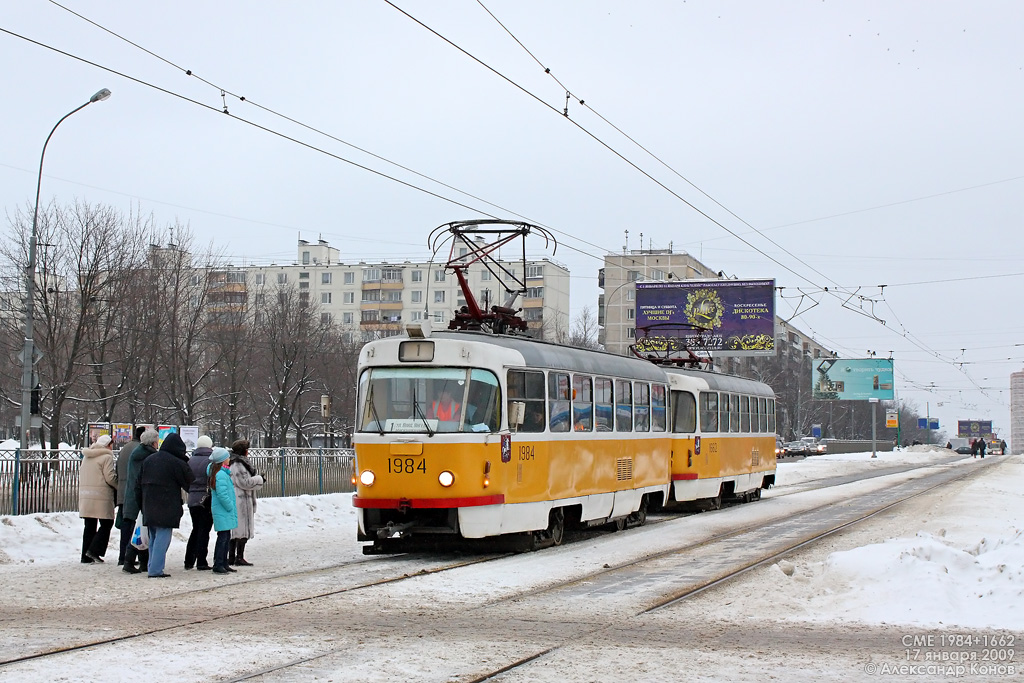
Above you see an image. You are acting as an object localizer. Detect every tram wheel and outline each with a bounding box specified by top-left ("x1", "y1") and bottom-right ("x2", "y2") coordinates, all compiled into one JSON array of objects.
[
  {"x1": 613, "y1": 517, "x2": 626, "y2": 532},
  {"x1": 549, "y1": 508, "x2": 565, "y2": 546},
  {"x1": 629, "y1": 498, "x2": 648, "y2": 527},
  {"x1": 707, "y1": 487, "x2": 724, "y2": 511},
  {"x1": 751, "y1": 487, "x2": 761, "y2": 501}
]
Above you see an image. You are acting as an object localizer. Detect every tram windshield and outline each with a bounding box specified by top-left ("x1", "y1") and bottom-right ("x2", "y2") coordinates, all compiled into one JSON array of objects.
[{"x1": 358, "y1": 367, "x2": 501, "y2": 434}]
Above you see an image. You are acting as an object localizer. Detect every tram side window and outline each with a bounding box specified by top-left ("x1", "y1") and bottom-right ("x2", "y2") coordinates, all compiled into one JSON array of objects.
[
  {"x1": 731, "y1": 394, "x2": 740, "y2": 432},
  {"x1": 720, "y1": 393, "x2": 732, "y2": 433},
  {"x1": 758, "y1": 397, "x2": 768, "y2": 432},
  {"x1": 740, "y1": 395, "x2": 750, "y2": 432},
  {"x1": 672, "y1": 390, "x2": 696, "y2": 433},
  {"x1": 768, "y1": 399, "x2": 776, "y2": 433},
  {"x1": 507, "y1": 369, "x2": 546, "y2": 432},
  {"x1": 634, "y1": 383, "x2": 650, "y2": 432},
  {"x1": 548, "y1": 372, "x2": 571, "y2": 433},
  {"x1": 615, "y1": 379, "x2": 633, "y2": 432},
  {"x1": 651, "y1": 384, "x2": 667, "y2": 432},
  {"x1": 595, "y1": 377, "x2": 614, "y2": 431},
  {"x1": 700, "y1": 392, "x2": 719, "y2": 432},
  {"x1": 572, "y1": 375, "x2": 593, "y2": 432}
]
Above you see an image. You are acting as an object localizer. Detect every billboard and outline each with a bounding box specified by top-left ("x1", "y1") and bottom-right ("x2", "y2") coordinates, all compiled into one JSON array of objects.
[
  {"x1": 811, "y1": 358, "x2": 895, "y2": 400},
  {"x1": 957, "y1": 420, "x2": 993, "y2": 439},
  {"x1": 634, "y1": 279, "x2": 775, "y2": 356}
]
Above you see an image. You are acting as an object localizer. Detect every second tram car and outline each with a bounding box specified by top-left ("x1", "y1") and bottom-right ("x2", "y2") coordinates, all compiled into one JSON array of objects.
[{"x1": 352, "y1": 327, "x2": 777, "y2": 553}]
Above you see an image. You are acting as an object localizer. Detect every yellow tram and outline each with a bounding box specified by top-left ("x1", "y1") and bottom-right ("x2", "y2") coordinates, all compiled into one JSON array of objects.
[{"x1": 352, "y1": 328, "x2": 777, "y2": 553}]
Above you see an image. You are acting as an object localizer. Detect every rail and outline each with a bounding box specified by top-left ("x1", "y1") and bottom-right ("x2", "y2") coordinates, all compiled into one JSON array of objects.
[{"x1": 0, "y1": 448, "x2": 355, "y2": 516}]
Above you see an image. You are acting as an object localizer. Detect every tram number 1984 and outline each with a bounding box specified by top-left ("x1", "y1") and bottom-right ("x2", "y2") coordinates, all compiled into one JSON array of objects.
[{"x1": 388, "y1": 457, "x2": 426, "y2": 474}]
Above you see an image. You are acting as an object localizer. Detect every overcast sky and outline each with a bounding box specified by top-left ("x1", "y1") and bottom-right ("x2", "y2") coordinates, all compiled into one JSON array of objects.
[{"x1": 2, "y1": 1, "x2": 1022, "y2": 439}]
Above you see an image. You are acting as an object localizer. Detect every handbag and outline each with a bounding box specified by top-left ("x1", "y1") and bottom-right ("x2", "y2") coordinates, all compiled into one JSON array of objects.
[
  {"x1": 131, "y1": 520, "x2": 149, "y2": 551},
  {"x1": 114, "y1": 505, "x2": 124, "y2": 530},
  {"x1": 200, "y1": 487, "x2": 212, "y2": 511}
]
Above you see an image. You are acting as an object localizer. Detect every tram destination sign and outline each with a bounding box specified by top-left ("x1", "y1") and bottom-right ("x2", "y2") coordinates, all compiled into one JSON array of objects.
[
  {"x1": 634, "y1": 279, "x2": 776, "y2": 357},
  {"x1": 811, "y1": 358, "x2": 895, "y2": 400}
]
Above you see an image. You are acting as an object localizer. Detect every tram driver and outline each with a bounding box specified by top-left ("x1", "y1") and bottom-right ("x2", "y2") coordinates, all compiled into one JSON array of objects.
[{"x1": 429, "y1": 388, "x2": 462, "y2": 423}]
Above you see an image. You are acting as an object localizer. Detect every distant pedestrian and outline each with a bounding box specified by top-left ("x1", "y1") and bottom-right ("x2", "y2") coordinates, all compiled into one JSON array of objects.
[
  {"x1": 945, "y1": 441, "x2": 952, "y2": 450},
  {"x1": 970, "y1": 439, "x2": 979, "y2": 458},
  {"x1": 184, "y1": 435, "x2": 215, "y2": 571},
  {"x1": 228, "y1": 439, "x2": 264, "y2": 566},
  {"x1": 121, "y1": 429, "x2": 159, "y2": 574},
  {"x1": 979, "y1": 439, "x2": 987, "y2": 458},
  {"x1": 79, "y1": 435, "x2": 117, "y2": 563},
  {"x1": 115, "y1": 426, "x2": 145, "y2": 566},
  {"x1": 137, "y1": 432, "x2": 194, "y2": 578},
  {"x1": 1001, "y1": 439, "x2": 1008, "y2": 454},
  {"x1": 208, "y1": 447, "x2": 238, "y2": 574}
]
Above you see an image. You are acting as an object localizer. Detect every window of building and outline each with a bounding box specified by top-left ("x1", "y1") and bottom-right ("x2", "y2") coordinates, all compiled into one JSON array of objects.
[
  {"x1": 299, "y1": 291, "x2": 309, "y2": 306},
  {"x1": 411, "y1": 270, "x2": 422, "y2": 282},
  {"x1": 344, "y1": 272, "x2": 355, "y2": 285},
  {"x1": 526, "y1": 286, "x2": 544, "y2": 298},
  {"x1": 342, "y1": 312, "x2": 353, "y2": 324},
  {"x1": 627, "y1": 270, "x2": 640, "y2": 282},
  {"x1": 276, "y1": 273, "x2": 287, "y2": 284},
  {"x1": 383, "y1": 291, "x2": 402, "y2": 302},
  {"x1": 343, "y1": 292, "x2": 355, "y2": 304},
  {"x1": 321, "y1": 292, "x2": 332, "y2": 304},
  {"x1": 362, "y1": 290, "x2": 381, "y2": 302},
  {"x1": 411, "y1": 291, "x2": 422, "y2": 304},
  {"x1": 434, "y1": 290, "x2": 445, "y2": 303},
  {"x1": 480, "y1": 270, "x2": 491, "y2": 281},
  {"x1": 226, "y1": 271, "x2": 245, "y2": 283},
  {"x1": 651, "y1": 269, "x2": 665, "y2": 280},
  {"x1": 626, "y1": 289, "x2": 635, "y2": 301},
  {"x1": 410, "y1": 310, "x2": 422, "y2": 321},
  {"x1": 299, "y1": 272, "x2": 310, "y2": 279},
  {"x1": 434, "y1": 270, "x2": 446, "y2": 282},
  {"x1": 507, "y1": 370, "x2": 546, "y2": 433},
  {"x1": 627, "y1": 328, "x2": 635, "y2": 338},
  {"x1": 361, "y1": 310, "x2": 379, "y2": 322},
  {"x1": 254, "y1": 273, "x2": 265, "y2": 285},
  {"x1": 299, "y1": 281, "x2": 309, "y2": 290},
  {"x1": 627, "y1": 308, "x2": 635, "y2": 320},
  {"x1": 382, "y1": 268, "x2": 402, "y2": 282},
  {"x1": 459, "y1": 247, "x2": 468, "y2": 257},
  {"x1": 433, "y1": 311, "x2": 444, "y2": 323},
  {"x1": 363, "y1": 268, "x2": 381, "y2": 282},
  {"x1": 321, "y1": 312, "x2": 332, "y2": 324},
  {"x1": 322, "y1": 272, "x2": 332, "y2": 284},
  {"x1": 302, "y1": 251, "x2": 310, "y2": 265},
  {"x1": 526, "y1": 264, "x2": 544, "y2": 279}
]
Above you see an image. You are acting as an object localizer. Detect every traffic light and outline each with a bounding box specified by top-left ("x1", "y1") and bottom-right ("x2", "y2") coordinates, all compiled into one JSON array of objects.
[{"x1": 30, "y1": 384, "x2": 41, "y2": 415}]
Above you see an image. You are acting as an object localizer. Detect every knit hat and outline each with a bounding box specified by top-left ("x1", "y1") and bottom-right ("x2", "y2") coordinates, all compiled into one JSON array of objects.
[
  {"x1": 197, "y1": 435, "x2": 213, "y2": 449},
  {"x1": 95, "y1": 434, "x2": 112, "y2": 448},
  {"x1": 209, "y1": 447, "x2": 230, "y2": 464}
]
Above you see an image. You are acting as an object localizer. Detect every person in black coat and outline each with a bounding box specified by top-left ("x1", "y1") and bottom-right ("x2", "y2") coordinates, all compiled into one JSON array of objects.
[{"x1": 136, "y1": 432, "x2": 194, "y2": 577}]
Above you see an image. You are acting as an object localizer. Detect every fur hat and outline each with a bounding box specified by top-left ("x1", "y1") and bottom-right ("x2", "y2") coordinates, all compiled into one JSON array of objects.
[
  {"x1": 197, "y1": 435, "x2": 213, "y2": 449},
  {"x1": 94, "y1": 434, "x2": 112, "y2": 448},
  {"x1": 209, "y1": 447, "x2": 230, "y2": 464}
]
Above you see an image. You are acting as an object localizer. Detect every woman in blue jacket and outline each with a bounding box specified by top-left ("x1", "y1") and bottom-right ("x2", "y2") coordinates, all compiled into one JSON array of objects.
[{"x1": 207, "y1": 448, "x2": 238, "y2": 574}]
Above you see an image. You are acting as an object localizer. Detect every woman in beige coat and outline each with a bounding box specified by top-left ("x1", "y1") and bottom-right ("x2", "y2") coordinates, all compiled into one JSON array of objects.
[
  {"x1": 227, "y1": 439, "x2": 263, "y2": 566},
  {"x1": 79, "y1": 435, "x2": 117, "y2": 563}
]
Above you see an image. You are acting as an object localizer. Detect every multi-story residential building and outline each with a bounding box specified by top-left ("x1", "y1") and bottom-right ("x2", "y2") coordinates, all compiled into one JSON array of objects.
[
  {"x1": 1010, "y1": 370, "x2": 1024, "y2": 454},
  {"x1": 248, "y1": 239, "x2": 571, "y2": 341}
]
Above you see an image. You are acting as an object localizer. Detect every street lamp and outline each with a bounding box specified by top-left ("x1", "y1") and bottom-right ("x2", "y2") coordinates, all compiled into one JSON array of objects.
[{"x1": 19, "y1": 88, "x2": 111, "y2": 448}]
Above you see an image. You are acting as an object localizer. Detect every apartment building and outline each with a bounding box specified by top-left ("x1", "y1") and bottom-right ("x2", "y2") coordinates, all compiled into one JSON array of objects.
[
  {"x1": 247, "y1": 239, "x2": 570, "y2": 340},
  {"x1": 1010, "y1": 369, "x2": 1024, "y2": 454}
]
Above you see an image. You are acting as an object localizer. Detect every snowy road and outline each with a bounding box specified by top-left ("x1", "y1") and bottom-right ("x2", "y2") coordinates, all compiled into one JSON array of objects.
[{"x1": 0, "y1": 451, "x2": 1020, "y2": 682}]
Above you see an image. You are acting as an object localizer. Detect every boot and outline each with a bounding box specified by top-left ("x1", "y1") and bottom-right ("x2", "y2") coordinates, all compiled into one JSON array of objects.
[
  {"x1": 234, "y1": 539, "x2": 253, "y2": 566},
  {"x1": 227, "y1": 539, "x2": 237, "y2": 566}
]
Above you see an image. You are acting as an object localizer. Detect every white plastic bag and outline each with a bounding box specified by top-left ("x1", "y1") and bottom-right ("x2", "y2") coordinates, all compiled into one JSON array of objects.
[{"x1": 131, "y1": 520, "x2": 149, "y2": 550}]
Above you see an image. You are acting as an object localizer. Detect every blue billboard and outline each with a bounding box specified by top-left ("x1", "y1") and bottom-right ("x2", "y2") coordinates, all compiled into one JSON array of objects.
[
  {"x1": 634, "y1": 279, "x2": 775, "y2": 357},
  {"x1": 811, "y1": 358, "x2": 895, "y2": 400}
]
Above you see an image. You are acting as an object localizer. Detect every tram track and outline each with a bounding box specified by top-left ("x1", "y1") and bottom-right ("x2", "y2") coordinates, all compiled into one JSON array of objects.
[{"x1": 0, "y1": 455, "x2": 994, "y2": 680}]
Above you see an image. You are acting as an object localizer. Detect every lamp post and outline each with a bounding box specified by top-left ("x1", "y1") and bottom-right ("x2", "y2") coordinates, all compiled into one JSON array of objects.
[{"x1": 19, "y1": 88, "x2": 111, "y2": 448}]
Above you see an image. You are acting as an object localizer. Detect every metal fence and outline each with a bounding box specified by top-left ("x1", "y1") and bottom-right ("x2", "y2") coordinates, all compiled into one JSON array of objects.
[{"x1": 0, "y1": 448, "x2": 355, "y2": 516}]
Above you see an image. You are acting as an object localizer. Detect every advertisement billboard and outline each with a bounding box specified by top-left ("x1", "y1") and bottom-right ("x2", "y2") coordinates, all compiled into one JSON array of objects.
[
  {"x1": 634, "y1": 279, "x2": 775, "y2": 357},
  {"x1": 811, "y1": 358, "x2": 895, "y2": 400},
  {"x1": 957, "y1": 420, "x2": 993, "y2": 439}
]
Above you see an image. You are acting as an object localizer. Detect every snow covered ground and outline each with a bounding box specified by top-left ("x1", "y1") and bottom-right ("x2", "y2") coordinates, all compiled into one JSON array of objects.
[{"x1": 1, "y1": 448, "x2": 1020, "y2": 681}]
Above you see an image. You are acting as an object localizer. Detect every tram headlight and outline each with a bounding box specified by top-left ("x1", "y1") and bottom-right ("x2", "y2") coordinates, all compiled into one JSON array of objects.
[
  {"x1": 438, "y1": 470, "x2": 455, "y2": 487},
  {"x1": 359, "y1": 470, "x2": 376, "y2": 487}
]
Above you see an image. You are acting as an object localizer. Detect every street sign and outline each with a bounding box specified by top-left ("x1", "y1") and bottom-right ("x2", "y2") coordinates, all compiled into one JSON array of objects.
[
  {"x1": 887, "y1": 411, "x2": 899, "y2": 428},
  {"x1": 918, "y1": 418, "x2": 927, "y2": 429},
  {"x1": 928, "y1": 418, "x2": 939, "y2": 430}
]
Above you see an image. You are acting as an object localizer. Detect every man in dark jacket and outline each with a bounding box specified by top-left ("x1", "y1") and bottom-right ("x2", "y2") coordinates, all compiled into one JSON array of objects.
[
  {"x1": 115, "y1": 426, "x2": 145, "y2": 566},
  {"x1": 122, "y1": 429, "x2": 159, "y2": 574},
  {"x1": 184, "y1": 435, "x2": 214, "y2": 571},
  {"x1": 137, "y1": 432, "x2": 194, "y2": 577}
]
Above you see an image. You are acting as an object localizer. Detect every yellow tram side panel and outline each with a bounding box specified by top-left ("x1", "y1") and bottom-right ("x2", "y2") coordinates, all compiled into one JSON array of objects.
[
  {"x1": 355, "y1": 434, "x2": 672, "y2": 507},
  {"x1": 669, "y1": 434, "x2": 776, "y2": 502}
]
